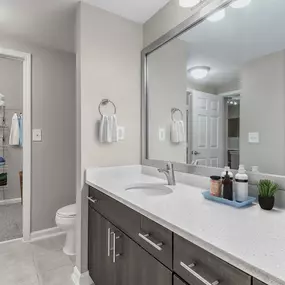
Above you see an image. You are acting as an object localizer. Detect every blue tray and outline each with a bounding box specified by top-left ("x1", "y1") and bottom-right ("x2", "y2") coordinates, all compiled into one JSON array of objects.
[{"x1": 202, "y1": 191, "x2": 256, "y2": 208}]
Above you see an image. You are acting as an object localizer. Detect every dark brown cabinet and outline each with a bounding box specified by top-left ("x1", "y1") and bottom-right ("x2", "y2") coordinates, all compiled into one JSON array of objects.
[
  {"x1": 88, "y1": 203, "x2": 172, "y2": 285},
  {"x1": 88, "y1": 206, "x2": 116, "y2": 285},
  {"x1": 174, "y1": 275, "x2": 188, "y2": 285},
  {"x1": 88, "y1": 187, "x2": 269, "y2": 285},
  {"x1": 253, "y1": 278, "x2": 266, "y2": 285},
  {"x1": 116, "y1": 228, "x2": 172, "y2": 285},
  {"x1": 174, "y1": 234, "x2": 251, "y2": 285}
]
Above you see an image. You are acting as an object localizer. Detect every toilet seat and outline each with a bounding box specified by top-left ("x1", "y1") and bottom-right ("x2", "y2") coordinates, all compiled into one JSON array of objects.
[{"x1": 56, "y1": 204, "x2": 76, "y2": 218}]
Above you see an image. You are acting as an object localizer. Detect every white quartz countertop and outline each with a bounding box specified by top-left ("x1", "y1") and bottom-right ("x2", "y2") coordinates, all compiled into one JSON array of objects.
[{"x1": 85, "y1": 165, "x2": 285, "y2": 285}]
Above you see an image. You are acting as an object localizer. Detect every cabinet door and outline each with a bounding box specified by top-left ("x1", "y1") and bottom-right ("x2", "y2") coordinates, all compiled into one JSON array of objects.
[
  {"x1": 253, "y1": 279, "x2": 266, "y2": 285},
  {"x1": 114, "y1": 229, "x2": 172, "y2": 285},
  {"x1": 174, "y1": 275, "x2": 188, "y2": 285},
  {"x1": 88, "y1": 206, "x2": 116, "y2": 285}
]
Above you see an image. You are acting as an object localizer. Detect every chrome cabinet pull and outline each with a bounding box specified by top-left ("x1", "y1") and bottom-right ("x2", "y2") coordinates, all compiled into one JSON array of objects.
[
  {"x1": 87, "y1": 196, "x2": 98, "y2": 204},
  {"x1": 112, "y1": 232, "x2": 121, "y2": 263},
  {"x1": 180, "y1": 262, "x2": 219, "y2": 285},
  {"x1": 107, "y1": 228, "x2": 112, "y2": 257},
  {"x1": 138, "y1": 233, "x2": 163, "y2": 251}
]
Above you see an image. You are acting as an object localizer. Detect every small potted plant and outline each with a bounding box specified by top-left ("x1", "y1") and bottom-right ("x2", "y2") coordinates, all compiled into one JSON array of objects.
[{"x1": 257, "y1": 179, "x2": 278, "y2": 210}]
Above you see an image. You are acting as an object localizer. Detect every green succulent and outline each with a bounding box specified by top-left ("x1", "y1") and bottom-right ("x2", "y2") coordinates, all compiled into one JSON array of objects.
[{"x1": 257, "y1": 179, "x2": 279, "y2": 197}]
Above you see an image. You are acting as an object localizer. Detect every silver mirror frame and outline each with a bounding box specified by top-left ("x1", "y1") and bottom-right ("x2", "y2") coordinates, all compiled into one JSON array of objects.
[{"x1": 141, "y1": 0, "x2": 285, "y2": 191}]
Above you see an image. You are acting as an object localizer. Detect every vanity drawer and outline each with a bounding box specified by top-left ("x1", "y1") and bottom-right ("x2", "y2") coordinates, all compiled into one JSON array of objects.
[
  {"x1": 253, "y1": 279, "x2": 266, "y2": 285},
  {"x1": 174, "y1": 234, "x2": 251, "y2": 285},
  {"x1": 88, "y1": 187, "x2": 140, "y2": 240},
  {"x1": 138, "y1": 215, "x2": 173, "y2": 269}
]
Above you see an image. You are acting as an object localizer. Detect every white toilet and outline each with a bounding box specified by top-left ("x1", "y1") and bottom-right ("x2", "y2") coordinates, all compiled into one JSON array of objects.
[{"x1": 55, "y1": 204, "x2": 76, "y2": 256}]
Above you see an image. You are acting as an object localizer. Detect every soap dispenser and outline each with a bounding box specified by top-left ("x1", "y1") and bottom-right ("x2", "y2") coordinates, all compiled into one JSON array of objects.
[
  {"x1": 223, "y1": 171, "x2": 233, "y2": 201},
  {"x1": 235, "y1": 165, "x2": 248, "y2": 202}
]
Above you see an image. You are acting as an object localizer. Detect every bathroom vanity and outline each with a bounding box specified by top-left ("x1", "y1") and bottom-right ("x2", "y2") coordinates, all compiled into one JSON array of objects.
[{"x1": 86, "y1": 166, "x2": 285, "y2": 285}]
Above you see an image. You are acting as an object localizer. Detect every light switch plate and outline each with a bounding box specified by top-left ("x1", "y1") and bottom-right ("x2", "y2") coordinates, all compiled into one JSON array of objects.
[
  {"x1": 248, "y1": 132, "x2": 259, "y2": 144},
  {"x1": 159, "y1": 128, "x2": 166, "y2": 141},
  {"x1": 117, "y1": 126, "x2": 125, "y2": 141},
  {"x1": 33, "y1": 129, "x2": 42, "y2": 142}
]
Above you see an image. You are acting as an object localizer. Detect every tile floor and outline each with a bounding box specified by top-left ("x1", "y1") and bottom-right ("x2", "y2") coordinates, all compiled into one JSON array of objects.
[
  {"x1": 0, "y1": 234, "x2": 76, "y2": 285},
  {"x1": 0, "y1": 203, "x2": 23, "y2": 242}
]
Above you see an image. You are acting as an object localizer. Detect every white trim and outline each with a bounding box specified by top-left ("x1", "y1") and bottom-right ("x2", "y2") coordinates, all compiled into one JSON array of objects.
[
  {"x1": 218, "y1": 89, "x2": 241, "y2": 97},
  {"x1": 0, "y1": 48, "x2": 32, "y2": 242},
  {"x1": 30, "y1": 227, "x2": 64, "y2": 242},
  {"x1": 71, "y1": 266, "x2": 93, "y2": 285},
  {"x1": 0, "y1": 237, "x2": 23, "y2": 245},
  {"x1": 0, "y1": 198, "x2": 21, "y2": 206}
]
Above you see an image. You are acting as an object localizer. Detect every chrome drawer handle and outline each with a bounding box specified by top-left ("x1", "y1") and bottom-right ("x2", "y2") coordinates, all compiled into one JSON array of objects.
[
  {"x1": 180, "y1": 262, "x2": 219, "y2": 285},
  {"x1": 138, "y1": 233, "x2": 163, "y2": 251},
  {"x1": 107, "y1": 228, "x2": 111, "y2": 257},
  {"x1": 112, "y1": 232, "x2": 121, "y2": 263},
  {"x1": 87, "y1": 196, "x2": 98, "y2": 204}
]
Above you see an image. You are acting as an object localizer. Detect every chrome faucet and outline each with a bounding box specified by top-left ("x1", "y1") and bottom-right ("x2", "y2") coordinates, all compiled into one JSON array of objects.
[{"x1": 158, "y1": 162, "x2": 176, "y2": 186}]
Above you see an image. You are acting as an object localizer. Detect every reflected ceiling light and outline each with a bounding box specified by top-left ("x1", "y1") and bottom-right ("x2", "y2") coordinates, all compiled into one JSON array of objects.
[
  {"x1": 189, "y1": 66, "x2": 210, "y2": 79},
  {"x1": 207, "y1": 9, "x2": 226, "y2": 22},
  {"x1": 179, "y1": 0, "x2": 201, "y2": 8},
  {"x1": 230, "y1": 0, "x2": 251, "y2": 9}
]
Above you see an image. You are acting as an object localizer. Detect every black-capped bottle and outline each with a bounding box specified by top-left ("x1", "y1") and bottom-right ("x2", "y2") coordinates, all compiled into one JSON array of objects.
[{"x1": 223, "y1": 171, "x2": 233, "y2": 201}]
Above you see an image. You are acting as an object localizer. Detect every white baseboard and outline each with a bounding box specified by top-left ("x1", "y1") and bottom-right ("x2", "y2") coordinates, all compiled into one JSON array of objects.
[
  {"x1": 71, "y1": 266, "x2": 93, "y2": 285},
  {"x1": 0, "y1": 198, "x2": 22, "y2": 206},
  {"x1": 30, "y1": 227, "x2": 65, "y2": 242}
]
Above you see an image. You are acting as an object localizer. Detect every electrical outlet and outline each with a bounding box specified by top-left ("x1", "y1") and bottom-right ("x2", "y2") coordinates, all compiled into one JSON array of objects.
[
  {"x1": 33, "y1": 129, "x2": 42, "y2": 142},
  {"x1": 248, "y1": 132, "x2": 259, "y2": 144},
  {"x1": 159, "y1": 128, "x2": 166, "y2": 141},
  {"x1": 117, "y1": 126, "x2": 125, "y2": 141}
]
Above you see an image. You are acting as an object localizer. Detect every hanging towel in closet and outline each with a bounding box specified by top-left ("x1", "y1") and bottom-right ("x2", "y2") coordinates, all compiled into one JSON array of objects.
[
  {"x1": 18, "y1": 114, "x2": 23, "y2": 147},
  {"x1": 9, "y1": 113, "x2": 20, "y2": 146}
]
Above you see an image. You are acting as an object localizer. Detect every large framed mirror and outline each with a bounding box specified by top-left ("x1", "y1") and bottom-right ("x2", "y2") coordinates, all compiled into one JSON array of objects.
[{"x1": 142, "y1": 0, "x2": 285, "y2": 186}]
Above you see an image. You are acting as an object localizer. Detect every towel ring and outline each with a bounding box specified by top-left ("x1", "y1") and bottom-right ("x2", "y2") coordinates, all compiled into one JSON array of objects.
[
  {"x1": 171, "y1": 108, "x2": 183, "y2": 121},
  {"x1": 98, "y1": 99, "x2": 117, "y2": 116}
]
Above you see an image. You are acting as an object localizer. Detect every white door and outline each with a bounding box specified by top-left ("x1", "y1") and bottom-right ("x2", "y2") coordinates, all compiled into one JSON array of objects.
[{"x1": 191, "y1": 90, "x2": 224, "y2": 168}]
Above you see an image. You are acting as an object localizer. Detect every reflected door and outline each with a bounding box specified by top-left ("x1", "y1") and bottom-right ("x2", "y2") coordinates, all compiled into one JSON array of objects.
[{"x1": 191, "y1": 90, "x2": 224, "y2": 167}]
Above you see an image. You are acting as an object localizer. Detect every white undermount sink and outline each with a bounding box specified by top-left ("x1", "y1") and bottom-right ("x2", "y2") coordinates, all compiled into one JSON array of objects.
[{"x1": 125, "y1": 183, "x2": 173, "y2": 196}]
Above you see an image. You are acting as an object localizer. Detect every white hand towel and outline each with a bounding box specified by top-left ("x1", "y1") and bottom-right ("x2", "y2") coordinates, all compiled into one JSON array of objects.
[
  {"x1": 9, "y1": 113, "x2": 20, "y2": 146},
  {"x1": 99, "y1": 115, "x2": 118, "y2": 143},
  {"x1": 178, "y1": 120, "x2": 185, "y2": 142},
  {"x1": 171, "y1": 121, "x2": 179, "y2": 143},
  {"x1": 99, "y1": 115, "x2": 108, "y2": 143},
  {"x1": 111, "y1": 115, "x2": 118, "y2": 142}
]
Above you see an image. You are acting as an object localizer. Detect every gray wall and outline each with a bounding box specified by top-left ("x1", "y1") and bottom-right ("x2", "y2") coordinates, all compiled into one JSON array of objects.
[
  {"x1": 0, "y1": 58, "x2": 23, "y2": 200},
  {"x1": 148, "y1": 38, "x2": 188, "y2": 163},
  {"x1": 0, "y1": 38, "x2": 76, "y2": 231},
  {"x1": 143, "y1": 0, "x2": 216, "y2": 47},
  {"x1": 240, "y1": 50, "x2": 285, "y2": 175},
  {"x1": 75, "y1": 3, "x2": 142, "y2": 273}
]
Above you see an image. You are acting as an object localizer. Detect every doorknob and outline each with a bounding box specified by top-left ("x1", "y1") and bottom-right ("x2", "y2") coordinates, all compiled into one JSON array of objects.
[{"x1": 192, "y1": 151, "x2": 200, "y2": 155}]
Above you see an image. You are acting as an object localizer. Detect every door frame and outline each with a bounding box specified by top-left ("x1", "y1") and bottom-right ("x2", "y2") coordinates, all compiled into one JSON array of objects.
[{"x1": 0, "y1": 47, "x2": 32, "y2": 241}]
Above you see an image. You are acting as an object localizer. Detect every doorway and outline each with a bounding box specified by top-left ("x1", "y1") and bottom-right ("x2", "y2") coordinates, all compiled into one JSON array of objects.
[{"x1": 0, "y1": 48, "x2": 31, "y2": 242}]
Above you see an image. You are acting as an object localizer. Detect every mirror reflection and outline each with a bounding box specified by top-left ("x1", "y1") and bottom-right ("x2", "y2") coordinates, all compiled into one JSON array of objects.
[{"x1": 147, "y1": 0, "x2": 285, "y2": 175}]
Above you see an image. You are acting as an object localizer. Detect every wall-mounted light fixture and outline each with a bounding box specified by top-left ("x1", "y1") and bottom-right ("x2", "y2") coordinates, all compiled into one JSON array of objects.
[
  {"x1": 207, "y1": 9, "x2": 226, "y2": 22},
  {"x1": 179, "y1": 0, "x2": 201, "y2": 8},
  {"x1": 230, "y1": 0, "x2": 251, "y2": 9}
]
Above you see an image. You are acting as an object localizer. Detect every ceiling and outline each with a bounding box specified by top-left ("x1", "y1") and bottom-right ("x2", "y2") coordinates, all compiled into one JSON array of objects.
[
  {"x1": 83, "y1": 0, "x2": 170, "y2": 23},
  {"x1": 0, "y1": 0, "x2": 169, "y2": 53},
  {"x1": 179, "y1": 0, "x2": 285, "y2": 93}
]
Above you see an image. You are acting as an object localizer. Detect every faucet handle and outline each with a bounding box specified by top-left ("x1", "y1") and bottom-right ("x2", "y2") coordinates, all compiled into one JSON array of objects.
[{"x1": 166, "y1": 162, "x2": 173, "y2": 170}]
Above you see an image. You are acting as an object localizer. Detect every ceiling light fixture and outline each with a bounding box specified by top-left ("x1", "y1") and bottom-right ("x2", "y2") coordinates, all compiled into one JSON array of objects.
[
  {"x1": 179, "y1": 0, "x2": 201, "y2": 8},
  {"x1": 230, "y1": 0, "x2": 251, "y2": 9},
  {"x1": 189, "y1": 66, "x2": 210, "y2": 79},
  {"x1": 207, "y1": 9, "x2": 226, "y2": 22}
]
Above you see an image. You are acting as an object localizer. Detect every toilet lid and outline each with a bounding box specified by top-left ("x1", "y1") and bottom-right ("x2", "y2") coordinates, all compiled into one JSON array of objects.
[{"x1": 57, "y1": 204, "x2": 76, "y2": 218}]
